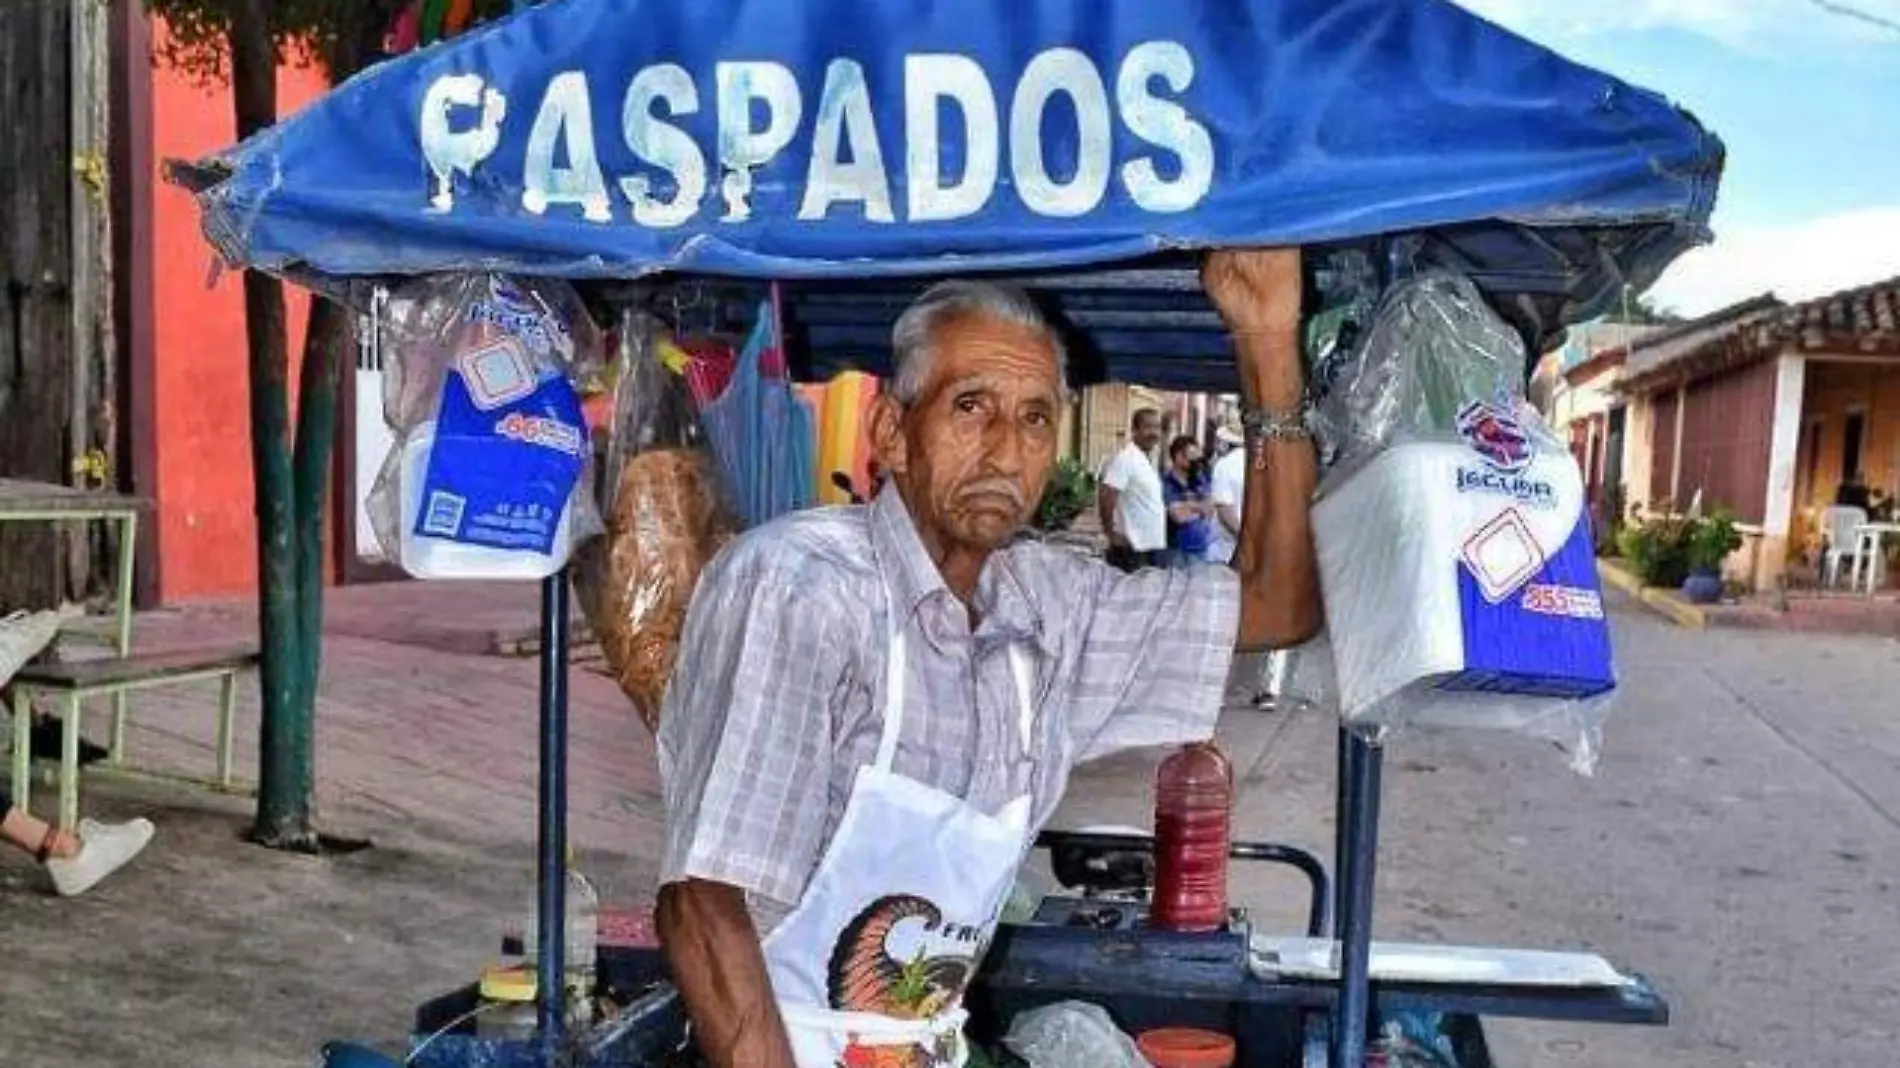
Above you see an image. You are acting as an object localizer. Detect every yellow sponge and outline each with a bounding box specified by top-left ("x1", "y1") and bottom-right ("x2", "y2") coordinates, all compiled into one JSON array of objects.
[{"x1": 479, "y1": 964, "x2": 537, "y2": 1003}]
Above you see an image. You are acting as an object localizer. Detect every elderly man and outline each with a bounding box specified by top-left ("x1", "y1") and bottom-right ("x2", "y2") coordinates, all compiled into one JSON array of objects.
[{"x1": 656, "y1": 249, "x2": 1321, "y2": 1068}]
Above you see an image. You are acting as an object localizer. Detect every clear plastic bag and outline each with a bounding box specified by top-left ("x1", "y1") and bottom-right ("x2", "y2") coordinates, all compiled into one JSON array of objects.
[
  {"x1": 1302, "y1": 247, "x2": 1383, "y2": 457},
  {"x1": 1002, "y1": 1001, "x2": 1147, "y2": 1068},
  {"x1": 366, "y1": 273, "x2": 604, "y2": 580},
  {"x1": 574, "y1": 312, "x2": 742, "y2": 733},
  {"x1": 1306, "y1": 271, "x2": 1614, "y2": 774}
]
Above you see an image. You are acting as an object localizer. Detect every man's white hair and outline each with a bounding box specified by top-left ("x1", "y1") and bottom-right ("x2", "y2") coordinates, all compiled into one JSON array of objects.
[{"x1": 889, "y1": 280, "x2": 1068, "y2": 404}]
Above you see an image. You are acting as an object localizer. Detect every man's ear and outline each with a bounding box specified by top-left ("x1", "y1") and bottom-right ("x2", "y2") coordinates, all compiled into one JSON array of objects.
[{"x1": 868, "y1": 395, "x2": 909, "y2": 475}]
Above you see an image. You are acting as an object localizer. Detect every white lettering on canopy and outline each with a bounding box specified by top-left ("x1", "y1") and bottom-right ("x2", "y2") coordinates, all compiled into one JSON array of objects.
[
  {"x1": 422, "y1": 39, "x2": 1214, "y2": 228},
  {"x1": 420, "y1": 74, "x2": 507, "y2": 213},
  {"x1": 1010, "y1": 48, "x2": 1113, "y2": 219},
  {"x1": 904, "y1": 54, "x2": 1000, "y2": 224},
  {"x1": 1118, "y1": 41, "x2": 1213, "y2": 213},
  {"x1": 800, "y1": 59, "x2": 895, "y2": 223},
  {"x1": 522, "y1": 71, "x2": 612, "y2": 222},
  {"x1": 620, "y1": 64, "x2": 706, "y2": 229},
  {"x1": 716, "y1": 61, "x2": 803, "y2": 223}
]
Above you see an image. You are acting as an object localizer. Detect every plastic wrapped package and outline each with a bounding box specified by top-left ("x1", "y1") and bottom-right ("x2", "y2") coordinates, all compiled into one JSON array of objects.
[
  {"x1": 367, "y1": 274, "x2": 603, "y2": 580},
  {"x1": 575, "y1": 313, "x2": 742, "y2": 733},
  {"x1": 1307, "y1": 272, "x2": 1614, "y2": 773},
  {"x1": 1002, "y1": 1001, "x2": 1147, "y2": 1068}
]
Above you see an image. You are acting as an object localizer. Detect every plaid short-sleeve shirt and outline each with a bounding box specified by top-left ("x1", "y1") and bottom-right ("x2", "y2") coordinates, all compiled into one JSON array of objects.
[{"x1": 657, "y1": 484, "x2": 1238, "y2": 930}]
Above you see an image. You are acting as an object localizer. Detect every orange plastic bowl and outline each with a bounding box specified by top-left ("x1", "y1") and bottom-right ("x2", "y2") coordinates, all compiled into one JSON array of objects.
[{"x1": 1137, "y1": 1027, "x2": 1237, "y2": 1068}]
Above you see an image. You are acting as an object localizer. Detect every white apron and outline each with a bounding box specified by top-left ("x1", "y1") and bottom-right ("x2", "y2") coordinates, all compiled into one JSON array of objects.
[{"x1": 760, "y1": 610, "x2": 1038, "y2": 1068}]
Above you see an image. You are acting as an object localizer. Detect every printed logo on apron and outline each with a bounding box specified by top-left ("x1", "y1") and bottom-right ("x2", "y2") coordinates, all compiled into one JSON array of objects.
[
  {"x1": 828, "y1": 894, "x2": 983, "y2": 1019},
  {"x1": 760, "y1": 598, "x2": 1040, "y2": 1068}
]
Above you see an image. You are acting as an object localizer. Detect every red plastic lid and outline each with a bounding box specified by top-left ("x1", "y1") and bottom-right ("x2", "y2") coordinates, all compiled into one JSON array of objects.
[{"x1": 1137, "y1": 1027, "x2": 1237, "y2": 1068}]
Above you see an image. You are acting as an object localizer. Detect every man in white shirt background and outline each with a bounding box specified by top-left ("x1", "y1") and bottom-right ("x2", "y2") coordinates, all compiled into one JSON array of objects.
[
  {"x1": 1207, "y1": 424, "x2": 1248, "y2": 565},
  {"x1": 1096, "y1": 409, "x2": 1168, "y2": 571},
  {"x1": 1206, "y1": 422, "x2": 1294, "y2": 709}
]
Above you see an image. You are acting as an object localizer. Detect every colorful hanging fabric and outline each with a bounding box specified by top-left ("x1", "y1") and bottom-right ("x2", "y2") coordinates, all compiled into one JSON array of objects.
[
  {"x1": 384, "y1": 3, "x2": 421, "y2": 54},
  {"x1": 418, "y1": 0, "x2": 452, "y2": 45},
  {"x1": 443, "y1": 0, "x2": 477, "y2": 36}
]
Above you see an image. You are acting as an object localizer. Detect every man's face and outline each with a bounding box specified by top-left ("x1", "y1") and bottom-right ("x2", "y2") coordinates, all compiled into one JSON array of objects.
[
  {"x1": 875, "y1": 313, "x2": 1062, "y2": 553},
  {"x1": 1173, "y1": 443, "x2": 1202, "y2": 473},
  {"x1": 1133, "y1": 414, "x2": 1163, "y2": 452}
]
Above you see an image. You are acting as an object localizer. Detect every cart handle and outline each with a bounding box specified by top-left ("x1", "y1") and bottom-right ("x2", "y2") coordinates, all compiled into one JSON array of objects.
[{"x1": 1032, "y1": 829, "x2": 1331, "y2": 937}]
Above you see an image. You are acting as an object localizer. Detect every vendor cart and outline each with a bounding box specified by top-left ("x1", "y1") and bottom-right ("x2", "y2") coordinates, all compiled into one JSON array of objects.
[{"x1": 173, "y1": 1, "x2": 1722, "y2": 1065}]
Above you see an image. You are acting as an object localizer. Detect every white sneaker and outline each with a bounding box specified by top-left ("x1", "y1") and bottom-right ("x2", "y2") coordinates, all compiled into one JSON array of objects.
[{"x1": 45, "y1": 817, "x2": 156, "y2": 897}]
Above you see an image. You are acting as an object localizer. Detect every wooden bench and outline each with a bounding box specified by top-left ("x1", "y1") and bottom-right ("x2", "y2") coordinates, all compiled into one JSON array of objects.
[{"x1": 8, "y1": 645, "x2": 258, "y2": 831}]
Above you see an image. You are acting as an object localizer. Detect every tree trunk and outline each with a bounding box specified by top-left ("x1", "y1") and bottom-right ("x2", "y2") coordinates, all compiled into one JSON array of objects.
[
  {"x1": 230, "y1": 0, "x2": 316, "y2": 851},
  {"x1": 290, "y1": 297, "x2": 345, "y2": 790}
]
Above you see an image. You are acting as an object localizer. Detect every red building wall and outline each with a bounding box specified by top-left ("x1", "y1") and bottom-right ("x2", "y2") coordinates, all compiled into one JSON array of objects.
[{"x1": 150, "y1": 22, "x2": 330, "y2": 602}]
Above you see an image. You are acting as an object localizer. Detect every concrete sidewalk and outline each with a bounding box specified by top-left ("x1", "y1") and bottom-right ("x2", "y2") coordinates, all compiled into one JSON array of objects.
[
  {"x1": 2, "y1": 583, "x2": 658, "y2": 1068},
  {"x1": 49, "y1": 586, "x2": 663, "y2": 886}
]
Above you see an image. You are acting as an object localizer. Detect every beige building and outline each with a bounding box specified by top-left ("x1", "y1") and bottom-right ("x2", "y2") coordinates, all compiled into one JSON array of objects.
[
  {"x1": 1616, "y1": 279, "x2": 1900, "y2": 591},
  {"x1": 1544, "y1": 322, "x2": 1666, "y2": 532}
]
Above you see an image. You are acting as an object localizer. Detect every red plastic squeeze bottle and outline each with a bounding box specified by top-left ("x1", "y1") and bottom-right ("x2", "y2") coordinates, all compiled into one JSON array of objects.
[{"x1": 1151, "y1": 741, "x2": 1234, "y2": 932}]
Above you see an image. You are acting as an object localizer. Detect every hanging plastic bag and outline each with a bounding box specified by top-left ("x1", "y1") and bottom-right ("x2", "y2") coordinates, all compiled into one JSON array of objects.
[
  {"x1": 1307, "y1": 271, "x2": 1614, "y2": 774},
  {"x1": 576, "y1": 312, "x2": 741, "y2": 733},
  {"x1": 1302, "y1": 246, "x2": 1383, "y2": 452},
  {"x1": 698, "y1": 295, "x2": 817, "y2": 528},
  {"x1": 367, "y1": 273, "x2": 603, "y2": 581}
]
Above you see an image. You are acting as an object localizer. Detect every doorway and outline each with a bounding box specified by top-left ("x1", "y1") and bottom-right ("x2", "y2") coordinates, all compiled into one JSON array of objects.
[{"x1": 1842, "y1": 409, "x2": 1867, "y2": 482}]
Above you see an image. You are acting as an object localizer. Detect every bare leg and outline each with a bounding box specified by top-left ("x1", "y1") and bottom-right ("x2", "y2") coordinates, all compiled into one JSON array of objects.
[{"x1": 1, "y1": 805, "x2": 80, "y2": 862}]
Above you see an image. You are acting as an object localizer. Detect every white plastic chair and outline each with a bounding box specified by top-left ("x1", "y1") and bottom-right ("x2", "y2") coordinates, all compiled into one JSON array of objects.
[{"x1": 1821, "y1": 506, "x2": 1869, "y2": 587}]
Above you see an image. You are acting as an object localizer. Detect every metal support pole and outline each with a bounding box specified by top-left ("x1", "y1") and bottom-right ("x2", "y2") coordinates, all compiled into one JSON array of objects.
[
  {"x1": 536, "y1": 572, "x2": 571, "y2": 1055},
  {"x1": 1332, "y1": 725, "x2": 1349, "y2": 935},
  {"x1": 1331, "y1": 733, "x2": 1383, "y2": 1068}
]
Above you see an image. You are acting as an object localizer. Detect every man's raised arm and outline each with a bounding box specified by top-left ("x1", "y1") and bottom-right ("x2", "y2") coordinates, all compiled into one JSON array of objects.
[{"x1": 1203, "y1": 249, "x2": 1323, "y2": 651}]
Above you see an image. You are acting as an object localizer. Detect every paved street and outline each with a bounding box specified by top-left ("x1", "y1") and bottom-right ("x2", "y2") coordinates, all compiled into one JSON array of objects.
[
  {"x1": 2, "y1": 586, "x2": 1897, "y2": 1066},
  {"x1": 1061, "y1": 595, "x2": 1900, "y2": 1068}
]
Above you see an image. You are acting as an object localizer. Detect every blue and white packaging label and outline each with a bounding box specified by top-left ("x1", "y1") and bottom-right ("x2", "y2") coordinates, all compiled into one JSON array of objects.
[
  {"x1": 1439, "y1": 400, "x2": 1614, "y2": 698},
  {"x1": 1311, "y1": 398, "x2": 1616, "y2": 723},
  {"x1": 413, "y1": 336, "x2": 588, "y2": 556}
]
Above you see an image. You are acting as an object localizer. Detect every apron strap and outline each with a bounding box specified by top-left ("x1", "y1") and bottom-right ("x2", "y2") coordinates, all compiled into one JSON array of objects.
[
  {"x1": 1006, "y1": 645, "x2": 1036, "y2": 757},
  {"x1": 875, "y1": 618, "x2": 908, "y2": 771},
  {"x1": 876, "y1": 607, "x2": 1040, "y2": 772}
]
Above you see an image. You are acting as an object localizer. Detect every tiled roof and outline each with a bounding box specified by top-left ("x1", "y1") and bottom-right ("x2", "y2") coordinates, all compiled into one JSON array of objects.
[{"x1": 1620, "y1": 278, "x2": 1900, "y2": 393}]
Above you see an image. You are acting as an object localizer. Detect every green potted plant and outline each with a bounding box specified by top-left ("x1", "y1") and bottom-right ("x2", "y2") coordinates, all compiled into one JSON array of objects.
[
  {"x1": 1681, "y1": 510, "x2": 1742, "y2": 604},
  {"x1": 1031, "y1": 455, "x2": 1096, "y2": 534},
  {"x1": 1617, "y1": 514, "x2": 1693, "y2": 588}
]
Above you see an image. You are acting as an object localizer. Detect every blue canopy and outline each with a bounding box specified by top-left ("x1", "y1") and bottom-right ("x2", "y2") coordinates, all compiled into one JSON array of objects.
[{"x1": 177, "y1": 0, "x2": 1723, "y2": 387}]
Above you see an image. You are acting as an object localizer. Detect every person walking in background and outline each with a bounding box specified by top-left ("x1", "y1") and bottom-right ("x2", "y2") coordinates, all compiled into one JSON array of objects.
[
  {"x1": 1207, "y1": 425, "x2": 1248, "y2": 565},
  {"x1": 1162, "y1": 435, "x2": 1217, "y2": 566},
  {"x1": 1098, "y1": 409, "x2": 1168, "y2": 571},
  {"x1": 1, "y1": 804, "x2": 154, "y2": 897}
]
